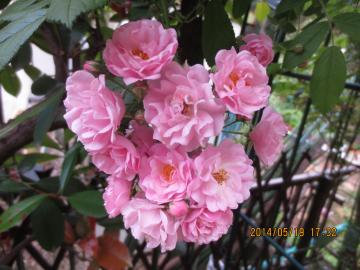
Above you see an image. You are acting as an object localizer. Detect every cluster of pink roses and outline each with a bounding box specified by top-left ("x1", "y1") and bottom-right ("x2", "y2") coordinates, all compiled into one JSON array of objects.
[{"x1": 63, "y1": 19, "x2": 287, "y2": 251}]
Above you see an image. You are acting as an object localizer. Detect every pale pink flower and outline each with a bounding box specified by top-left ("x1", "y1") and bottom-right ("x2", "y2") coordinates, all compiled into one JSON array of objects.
[
  {"x1": 127, "y1": 120, "x2": 155, "y2": 156},
  {"x1": 240, "y1": 33, "x2": 274, "y2": 66},
  {"x1": 168, "y1": 201, "x2": 189, "y2": 218},
  {"x1": 103, "y1": 175, "x2": 132, "y2": 218},
  {"x1": 91, "y1": 136, "x2": 140, "y2": 180},
  {"x1": 250, "y1": 107, "x2": 288, "y2": 167},
  {"x1": 122, "y1": 198, "x2": 179, "y2": 252},
  {"x1": 181, "y1": 208, "x2": 233, "y2": 244},
  {"x1": 139, "y1": 144, "x2": 193, "y2": 204},
  {"x1": 64, "y1": 71, "x2": 125, "y2": 152},
  {"x1": 144, "y1": 62, "x2": 226, "y2": 151},
  {"x1": 103, "y1": 19, "x2": 178, "y2": 85},
  {"x1": 188, "y1": 139, "x2": 254, "y2": 212},
  {"x1": 212, "y1": 48, "x2": 271, "y2": 118}
]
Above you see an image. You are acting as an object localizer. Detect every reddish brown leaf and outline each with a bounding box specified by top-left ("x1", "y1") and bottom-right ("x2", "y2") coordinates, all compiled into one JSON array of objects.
[
  {"x1": 95, "y1": 232, "x2": 131, "y2": 270},
  {"x1": 64, "y1": 220, "x2": 75, "y2": 244}
]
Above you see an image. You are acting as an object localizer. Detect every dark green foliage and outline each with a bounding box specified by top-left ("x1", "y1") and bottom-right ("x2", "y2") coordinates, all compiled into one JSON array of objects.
[
  {"x1": 30, "y1": 199, "x2": 65, "y2": 250},
  {"x1": 202, "y1": 0, "x2": 236, "y2": 66},
  {"x1": 68, "y1": 190, "x2": 107, "y2": 218},
  {"x1": 310, "y1": 46, "x2": 346, "y2": 114}
]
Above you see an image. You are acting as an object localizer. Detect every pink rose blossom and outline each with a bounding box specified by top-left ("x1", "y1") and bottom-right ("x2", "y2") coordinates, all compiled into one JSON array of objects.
[
  {"x1": 144, "y1": 62, "x2": 226, "y2": 151},
  {"x1": 188, "y1": 139, "x2": 254, "y2": 212},
  {"x1": 103, "y1": 175, "x2": 132, "y2": 218},
  {"x1": 139, "y1": 144, "x2": 193, "y2": 203},
  {"x1": 91, "y1": 136, "x2": 140, "y2": 180},
  {"x1": 127, "y1": 120, "x2": 155, "y2": 156},
  {"x1": 250, "y1": 107, "x2": 288, "y2": 167},
  {"x1": 168, "y1": 201, "x2": 189, "y2": 218},
  {"x1": 212, "y1": 48, "x2": 271, "y2": 118},
  {"x1": 181, "y1": 208, "x2": 233, "y2": 244},
  {"x1": 240, "y1": 33, "x2": 274, "y2": 66},
  {"x1": 64, "y1": 71, "x2": 125, "y2": 152},
  {"x1": 122, "y1": 198, "x2": 179, "y2": 252},
  {"x1": 103, "y1": 19, "x2": 178, "y2": 85}
]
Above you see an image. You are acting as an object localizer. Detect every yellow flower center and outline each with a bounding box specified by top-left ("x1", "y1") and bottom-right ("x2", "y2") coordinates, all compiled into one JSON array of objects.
[
  {"x1": 229, "y1": 72, "x2": 239, "y2": 87},
  {"x1": 212, "y1": 169, "x2": 229, "y2": 184},
  {"x1": 162, "y1": 164, "x2": 175, "y2": 182},
  {"x1": 131, "y1": 48, "x2": 149, "y2": 60}
]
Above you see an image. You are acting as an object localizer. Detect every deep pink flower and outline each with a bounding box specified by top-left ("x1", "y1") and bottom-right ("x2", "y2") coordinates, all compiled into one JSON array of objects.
[
  {"x1": 91, "y1": 136, "x2": 140, "y2": 180},
  {"x1": 122, "y1": 198, "x2": 179, "y2": 252},
  {"x1": 144, "y1": 62, "x2": 226, "y2": 151},
  {"x1": 64, "y1": 71, "x2": 125, "y2": 152},
  {"x1": 240, "y1": 33, "x2": 274, "y2": 66},
  {"x1": 103, "y1": 19, "x2": 178, "y2": 85},
  {"x1": 103, "y1": 175, "x2": 132, "y2": 218},
  {"x1": 250, "y1": 107, "x2": 288, "y2": 167},
  {"x1": 139, "y1": 144, "x2": 193, "y2": 204},
  {"x1": 212, "y1": 48, "x2": 271, "y2": 118},
  {"x1": 188, "y1": 139, "x2": 254, "y2": 212},
  {"x1": 181, "y1": 207, "x2": 232, "y2": 244},
  {"x1": 127, "y1": 120, "x2": 155, "y2": 156},
  {"x1": 168, "y1": 201, "x2": 189, "y2": 218}
]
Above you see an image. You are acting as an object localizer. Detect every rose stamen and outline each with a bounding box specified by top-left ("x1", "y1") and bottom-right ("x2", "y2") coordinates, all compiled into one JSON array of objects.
[
  {"x1": 131, "y1": 48, "x2": 149, "y2": 60},
  {"x1": 212, "y1": 169, "x2": 229, "y2": 184},
  {"x1": 181, "y1": 103, "x2": 192, "y2": 116},
  {"x1": 162, "y1": 164, "x2": 175, "y2": 182},
  {"x1": 229, "y1": 72, "x2": 239, "y2": 88}
]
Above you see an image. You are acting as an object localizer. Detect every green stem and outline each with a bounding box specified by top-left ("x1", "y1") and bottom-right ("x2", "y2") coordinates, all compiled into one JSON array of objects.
[
  {"x1": 222, "y1": 130, "x2": 247, "y2": 135},
  {"x1": 160, "y1": 0, "x2": 170, "y2": 27},
  {"x1": 318, "y1": 0, "x2": 334, "y2": 45}
]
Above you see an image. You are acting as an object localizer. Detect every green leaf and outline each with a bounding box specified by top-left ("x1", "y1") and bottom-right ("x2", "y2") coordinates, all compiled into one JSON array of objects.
[
  {"x1": 202, "y1": 0, "x2": 236, "y2": 66},
  {"x1": 0, "y1": 89, "x2": 64, "y2": 140},
  {"x1": 31, "y1": 199, "x2": 64, "y2": 250},
  {"x1": 0, "y1": 180, "x2": 28, "y2": 193},
  {"x1": 47, "y1": 0, "x2": 106, "y2": 28},
  {"x1": 255, "y1": 2, "x2": 270, "y2": 23},
  {"x1": 0, "y1": 65, "x2": 21, "y2": 96},
  {"x1": 18, "y1": 153, "x2": 59, "y2": 173},
  {"x1": 33, "y1": 87, "x2": 63, "y2": 144},
  {"x1": 18, "y1": 155, "x2": 37, "y2": 173},
  {"x1": 0, "y1": 0, "x2": 11, "y2": 10},
  {"x1": 31, "y1": 75, "x2": 57, "y2": 95},
  {"x1": 34, "y1": 177, "x2": 60, "y2": 193},
  {"x1": 68, "y1": 190, "x2": 107, "y2": 218},
  {"x1": 0, "y1": 194, "x2": 46, "y2": 233},
  {"x1": 0, "y1": 9, "x2": 46, "y2": 70},
  {"x1": 19, "y1": 153, "x2": 59, "y2": 163},
  {"x1": 42, "y1": 135, "x2": 61, "y2": 150},
  {"x1": 283, "y1": 21, "x2": 329, "y2": 70},
  {"x1": 11, "y1": 42, "x2": 32, "y2": 70},
  {"x1": 310, "y1": 46, "x2": 346, "y2": 114},
  {"x1": 333, "y1": 12, "x2": 360, "y2": 43},
  {"x1": 267, "y1": 63, "x2": 282, "y2": 76},
  {"x1": 24, "y1": 65, "x2": 41, "y2": 80},
  {"x1": 275, "y1": 0, "x2": 307, "y2": 15},
  {"x1": 0, "y1": 0, "x2": 48, "y2": 21},
  {"x1": 232, "y1": 0, "x2": 251, "y2": 18},
  {"x1": 59, "y1": 143, "x2": 81, "y2": 194}
]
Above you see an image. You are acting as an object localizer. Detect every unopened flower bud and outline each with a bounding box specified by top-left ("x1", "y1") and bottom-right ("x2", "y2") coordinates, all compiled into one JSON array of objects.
[
  {"x1": 168, "y1": 201, "x2": 189, "y2": 218},
  {"x1": 83, "y1": 61, "x2": 99, "y2": 73}
]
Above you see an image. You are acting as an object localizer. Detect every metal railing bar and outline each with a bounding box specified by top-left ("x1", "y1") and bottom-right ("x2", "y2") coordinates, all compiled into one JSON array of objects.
[{"x1": 282, "y1": 71, "x2": 360, "y2": 91}]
